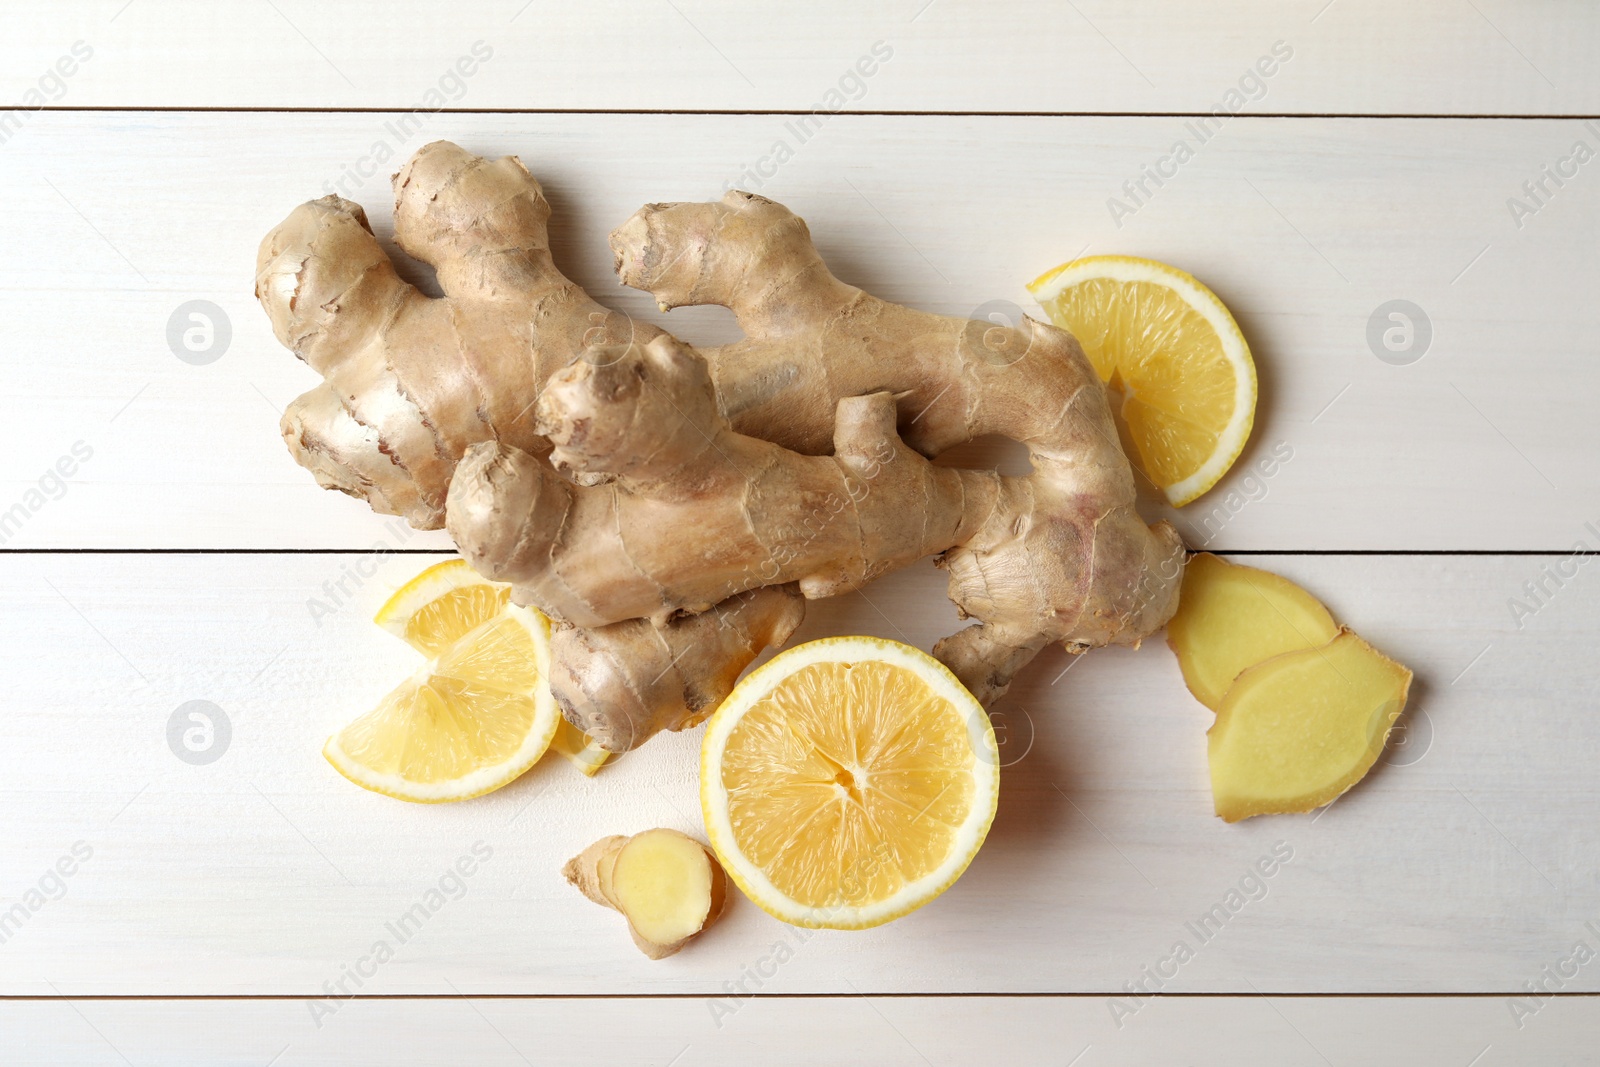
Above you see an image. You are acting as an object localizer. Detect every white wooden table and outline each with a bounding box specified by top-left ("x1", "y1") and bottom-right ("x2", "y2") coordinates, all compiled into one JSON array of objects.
[{"x1": 3, "y1": 3, "x2": 1597, "y2": 1063}]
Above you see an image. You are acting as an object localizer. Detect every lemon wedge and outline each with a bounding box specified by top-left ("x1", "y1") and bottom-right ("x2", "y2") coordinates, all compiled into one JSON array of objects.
[
  {"x1": 325, "y1": 604, "x2": 561, "y2": 802},
  {"x1": 1028, "y1": 255, "x2": 1256, "y2": 506},
  {"x1": 701, "y1": 637, "x2": 998, "y2": 929},
  {"x1": 326, "y1": 559, "x2": 589, "y2": 800},
  {"x1": 374, "y1": 557, "x2": 510, "y2": 657}
]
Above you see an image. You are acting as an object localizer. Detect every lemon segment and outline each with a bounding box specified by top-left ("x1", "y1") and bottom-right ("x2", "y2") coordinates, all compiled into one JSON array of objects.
[
  {"x1": 701, "y1": 637, "x2": 998, "y2": 930},
  {"x1": 325, "y1": 605, "x2": 560, "y2": 803},
  {"x1": 1027, "y1": 255, "x2": 1256, "y2": 506},
  {"x1": 374, "y1": 557, "x2": 511, "y2": 657},
  {"x1": 550, "y1": 718, "x2": 611, "y2": 777}
]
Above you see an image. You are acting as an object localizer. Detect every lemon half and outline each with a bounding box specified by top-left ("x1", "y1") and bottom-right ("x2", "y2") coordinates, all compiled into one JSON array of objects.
[{"x1": 701, "y1": 637, "x2": 998, "y2": 929}]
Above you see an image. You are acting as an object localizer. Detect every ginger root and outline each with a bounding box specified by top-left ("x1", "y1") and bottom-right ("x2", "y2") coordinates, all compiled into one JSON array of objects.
[
  {"x1": 255, "y1": 142, "x2": 652, "y2": 527},
  {"x1": 1166, "y1": 553, "x2": 1339, "y2": 710},
  {"x1": 610, "y1": 191, "x2": 1184, "y2": 702},
  {"x1": 563, "y1": 829, "x2": 729, "y2": 959},
  {"x1": 257, "y1": 142, "x2": 1185, "y2": 751},
  {"x1": 550, "y1": 586, "x2": 804, "y2": 752},
  {"x1": 447, "y1": 337, "x2": 1000, "y2": 627}
]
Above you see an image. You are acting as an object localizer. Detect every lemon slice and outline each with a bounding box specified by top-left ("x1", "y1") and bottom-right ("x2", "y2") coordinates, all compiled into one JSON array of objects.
[
  {"x1": 326, "y1": 604, "x2": 561, "y2": 802},
  {"x1": 375, "y1": 557, "x2": 511, "y2": 657},
  {"x1": 1027, "y1": 255, "x2": 1256, "y2": 506},
  {"x1": 701, "y1": 637, "x2": 998, "y2": 929}
]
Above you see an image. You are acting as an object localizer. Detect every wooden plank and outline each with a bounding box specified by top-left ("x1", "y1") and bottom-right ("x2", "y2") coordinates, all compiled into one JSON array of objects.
[
  {"x1": 7, "y1": 994, "x2": 1599, "y2": 1066},
  {"x1": 0, "y1": 112, "x2": 1596, "y2": 550},
  {"x1": 1, "y1": 1, "x2": 1594, "y2": 115},
  {"x1": 1, "y1": 552, "x2": 1594, "y2": 995}
]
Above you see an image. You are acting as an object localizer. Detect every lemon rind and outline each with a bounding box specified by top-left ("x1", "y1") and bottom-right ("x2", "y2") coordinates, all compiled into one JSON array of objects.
[{"x1": 373, "y1": 557, "x2": 509, "y2": 645}]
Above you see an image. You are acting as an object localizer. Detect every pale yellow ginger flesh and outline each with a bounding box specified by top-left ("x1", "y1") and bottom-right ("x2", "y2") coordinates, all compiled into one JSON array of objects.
[
  {"x1": 258, "y1": 140, "x2": 1184, "y2": 751},
  {"x1": 562, "y1": 829, "x2": 729, "y2": 959},
  {"x1": 1166, "y1": 553, "x2": 1339, "y2": 711},
  {"x1": 1208, "y1": 629, "x2": 1412, "y2": 822}
]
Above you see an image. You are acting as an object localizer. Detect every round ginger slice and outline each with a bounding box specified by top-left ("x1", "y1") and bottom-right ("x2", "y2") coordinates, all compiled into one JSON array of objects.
[
  {"x1": 611, "y1": 829, "x2": 725, "y2": 955},
  {"x1": 701, "y1": 637, "x2": 998, "y2": 930},
  {"x1": 1207, "y1": 629, "x2": 1413, "y2": 822}
]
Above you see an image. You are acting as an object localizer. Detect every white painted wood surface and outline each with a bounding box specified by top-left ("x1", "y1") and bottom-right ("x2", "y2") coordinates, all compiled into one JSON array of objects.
[
  {"x1": 7, "y1": 995, "x2": 1598, "y2": 1066},
  {"x1": 2, "y1": 3, "x2": 1595, "y2": 1059},
  {"x1": 1, "y1": 554, "x2": 1594, "y2": 995},
  {"x1": 1, "y1": 113, "x2": 1597, "y2": 550},
  {"x1": 2, "y1": 1, "x2": 1596, "y2": 114}
]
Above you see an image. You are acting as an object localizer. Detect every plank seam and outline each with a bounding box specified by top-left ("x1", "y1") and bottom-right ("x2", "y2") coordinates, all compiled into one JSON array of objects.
[
  {"x1": 3, "y1": 992, "x2": 1597, "y2": 1001},
  {"x1": 0, "y1": 549, "x2": 1581, "y2": 556},
  {"x1": 13, "y1": 107, "x2": 1600, "y2": 120}
]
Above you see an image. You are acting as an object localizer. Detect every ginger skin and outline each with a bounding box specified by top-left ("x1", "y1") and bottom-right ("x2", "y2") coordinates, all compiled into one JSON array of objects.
[
  {"x1": 551, "y1": 586, "x2": 804, "y2": 752},
  {"x1": 609, "y1": 192, "x2": 1183, "y2": 701},
  {"x1": 447, "y1": 336, "x2": 1000, "y2": 627},
  {"x1": 563, "y1": 829, "x2": 729, "y2": 959},
  {"x1": 256, "y1": 142, "x2": 653, "y2": 528},
  {"x1": 257, "y1": 142, "x2": 1184, "y2": 750},
  {"x1": 255, "y1": 143, "x2": 789, "y2": 751}
]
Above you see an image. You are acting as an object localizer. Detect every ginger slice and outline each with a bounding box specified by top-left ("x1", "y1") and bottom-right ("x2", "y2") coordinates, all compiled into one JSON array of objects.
[
  {"x1": 1207, "y1": 630, "x2": 1413, "y2": 822},
  {"x1": 562, "y1": 829, "x2": 729, "y2": 959},
  {"x1": 1167, "y1": 553, "x2": 1339, "y2": 711}
]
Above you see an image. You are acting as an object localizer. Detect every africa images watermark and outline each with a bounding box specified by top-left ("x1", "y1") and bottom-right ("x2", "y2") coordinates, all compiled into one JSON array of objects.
[
  {"x1": 705, "y1": 841, "x2": 902, "y2": 1028},
  {"x1": 1107, "y1": 840, "x2": 1294, "y2": 1029},
  {"x1": 306, "y1": 518, "x2": 419, "y2": 626},
  {"x1": 1506, "y1": 121, "x2": 1600, "y2": 231},
  {"x1": 1506, "y1": 921, "x2": 1600, "y2": 1030},
  {"x1": 722, "y1": 41, "x2": 895, "y2": 194},
  {"x1": 0, "y1": 841, "x2": 95, "y2": 947},
  {"x1": 0, "y1": 40, "x2": 94, "y2": 148},
  {"x1": 307, "y1": 840, "x2": 494, "y2": 1027},
  {"x1": 1106, "y1": 41, "x2": 1294, "y2": 228},
  {"x1": 0, "y1": 440, "x2": 94, "y2": 546},
  {"x1": 1184, "y1": 440, "x2": 1293, "y2": 547},
  {"x1": 1505, "y1": 520, "x2": 1600, "y2": 630},
  {"x1": 322, "y1": 40, "x2": 495, "y2": 198}
]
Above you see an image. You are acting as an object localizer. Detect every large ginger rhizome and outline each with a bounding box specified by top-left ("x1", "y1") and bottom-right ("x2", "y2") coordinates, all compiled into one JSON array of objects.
[{"x1": 256, "y1": 140, "x2": 1183, "y2": 750}]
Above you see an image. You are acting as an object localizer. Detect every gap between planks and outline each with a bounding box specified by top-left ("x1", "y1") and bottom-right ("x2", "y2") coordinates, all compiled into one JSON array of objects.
[
  {"x1": 0, "y1": 549, "x2": 1585, "y2": 556},
  {"x1": 4, "y1": 992, "x2": 1599, "y2": 1001},
  {"x1": 17, "y1": 108, "x2": 1600, "y2": 120}
]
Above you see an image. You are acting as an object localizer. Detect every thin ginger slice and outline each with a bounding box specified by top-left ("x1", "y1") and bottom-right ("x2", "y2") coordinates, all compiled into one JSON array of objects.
[
  {"x1": 1167, "y1": 553, "x2": 1340, "y2": 711},
  {"x1": 1207, "y1": 629, "x2": 1413, "y2": 822}
]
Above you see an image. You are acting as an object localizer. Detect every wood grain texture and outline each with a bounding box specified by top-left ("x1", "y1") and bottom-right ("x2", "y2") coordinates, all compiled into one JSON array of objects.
[
  {"x1": 1, "y1": 553, "x2": 1594, "y2": 995},
  {"x1": 1, "y1": 1, "x2": 1595, "y2": 114},
  {"x1": 7, "y1": 995, "x2": 1599, "y2": 1066},
  {"x1": 0, "y1": 113, "x2": 1596, "y2": 550}
]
